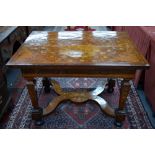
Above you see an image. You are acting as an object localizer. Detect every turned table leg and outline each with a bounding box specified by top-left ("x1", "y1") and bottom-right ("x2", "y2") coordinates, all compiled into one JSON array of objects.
[
  {"x1": 27, "y1": 81, "x2": 44, "y2": 126},
  {"x1": 114, "y1": 79, "x2": 130, "y2": 127},
  {"x1": 42, "y1": 77, "x2": 51, "y2": 93},
  {"x1": 107, "y1": 78, "x2": 115, "y2": 93}
]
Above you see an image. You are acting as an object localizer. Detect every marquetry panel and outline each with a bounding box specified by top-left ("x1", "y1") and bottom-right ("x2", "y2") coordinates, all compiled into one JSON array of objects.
[{"x1": 7, "y1": 31, "x2": 149, "y2": 70}]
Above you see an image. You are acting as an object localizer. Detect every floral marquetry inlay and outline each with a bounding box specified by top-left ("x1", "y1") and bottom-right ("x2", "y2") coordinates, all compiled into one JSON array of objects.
[
  {"x1": 7, "y1": 31, "x2": 149, "y2": 68},
  {"x1": 6, "y1": 30, "x2": 150, "y2": 127}
]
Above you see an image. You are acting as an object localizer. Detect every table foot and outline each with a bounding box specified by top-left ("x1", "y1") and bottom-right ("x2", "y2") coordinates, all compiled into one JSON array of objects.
[
  {"x1": 32, "y1": 108, "x2": 44, "y2": 125},
  {"x1": 114, "y1": 79, "x2": 130, "y2": 127},
  {"x1": 34, "y1": 119, "x2": 44, "y2": 126},
  {"x1": 92, "y1": 96, "x2": 115, "y2": 117},
  {"x1": 114, "y1": 121, "x2": 123, "y2": 128},
  {"x1": 114, "y1": 109, "x2": 126, "y2": 127}
]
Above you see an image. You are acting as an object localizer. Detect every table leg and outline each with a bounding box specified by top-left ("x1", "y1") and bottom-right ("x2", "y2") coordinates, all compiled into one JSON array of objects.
[
  {"x1": 107, "y1": 78, "x2": 115, "y2": 93},
  {"x1": 42, "y1": 77, "x2": 51, "y2": 93},
  {"x1": 114, "y1": 79, "x2": 130, "y2": 127},
  {"x1": 27, "y1": 81, "x2": 44, "y2": 126}
]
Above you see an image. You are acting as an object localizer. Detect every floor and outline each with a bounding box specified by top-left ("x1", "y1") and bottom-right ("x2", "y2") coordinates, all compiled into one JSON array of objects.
[{"x1": 5, "y1": 26, "x2": 155, "y2": 128}]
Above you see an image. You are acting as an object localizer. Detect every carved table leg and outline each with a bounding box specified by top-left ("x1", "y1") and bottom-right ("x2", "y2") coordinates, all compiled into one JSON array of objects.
[
  {"x1": 27, "y1": 81, "x2": 44, "y2": 126},
  {"x1": 114, "y1": 79, "x2": 130, "y2": 127},
  {"x1": 42, "y1": 77, "x2": 51, "y2": 93},
  {"x1": 107, "y1": 78, "x2": 115, "y2": 93}
]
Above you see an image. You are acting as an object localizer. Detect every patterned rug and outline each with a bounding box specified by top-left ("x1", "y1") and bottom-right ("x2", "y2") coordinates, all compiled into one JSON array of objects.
[{"x1": 1, "y1": 77, "x2": 153, "y2": 129}]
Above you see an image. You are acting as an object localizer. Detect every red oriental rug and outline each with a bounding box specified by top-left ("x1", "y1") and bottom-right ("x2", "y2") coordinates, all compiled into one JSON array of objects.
[{"x1": 0, "y1": 78, "x2": 152, "y2": 129}]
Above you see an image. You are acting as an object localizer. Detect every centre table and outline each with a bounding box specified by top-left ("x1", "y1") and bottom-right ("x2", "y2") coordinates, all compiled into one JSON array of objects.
[{"x1": 6, "y1": 31, "x2": 149, "y2": 127}]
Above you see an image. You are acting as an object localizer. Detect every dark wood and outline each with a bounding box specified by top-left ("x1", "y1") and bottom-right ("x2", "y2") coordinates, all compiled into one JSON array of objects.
[
  {"x1": 107, "y1": 79, "x2": 115, "y2": 93},
  {"x1": 31, "y1": 108, "x2": 44, "y2": 126},
  {"x1": 114, "y1": 79, "x2": 131, "y2": 127},
  {"x1": 6, "y1": 31, "x2": 149, "y2": 126},
  {"x1": 42, "y1": 77, "x2": 51, "y2": 93}
]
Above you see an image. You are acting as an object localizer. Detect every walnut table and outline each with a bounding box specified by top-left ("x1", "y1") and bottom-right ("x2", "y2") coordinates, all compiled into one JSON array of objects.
[{"x1": 6, "y1": 31, "x2": 149, "y2": 127}]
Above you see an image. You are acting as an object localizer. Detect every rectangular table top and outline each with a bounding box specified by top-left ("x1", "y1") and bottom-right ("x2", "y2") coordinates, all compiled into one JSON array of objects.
[{"x1": 7, "y1": 31, "x2": 149, "y2": 70}]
